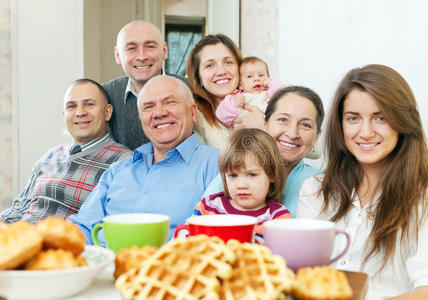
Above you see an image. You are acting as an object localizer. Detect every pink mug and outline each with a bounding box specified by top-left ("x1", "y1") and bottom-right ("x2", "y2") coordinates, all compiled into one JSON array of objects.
[
  {"x1": 264, "y1": 219, "x2": 350, "y2": 271},
  {"x1": 174, "y1": 215, "x2": 258, "y2": 243}
]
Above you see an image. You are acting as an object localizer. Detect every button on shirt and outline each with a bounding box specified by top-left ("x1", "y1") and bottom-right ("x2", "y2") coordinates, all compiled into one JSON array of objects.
[
  {"x1": 297, "y1": 175, "x2": 428, "y2": 300},
  {"x1": 68, "y1": 133, "x2": 219, "y2": 244}
]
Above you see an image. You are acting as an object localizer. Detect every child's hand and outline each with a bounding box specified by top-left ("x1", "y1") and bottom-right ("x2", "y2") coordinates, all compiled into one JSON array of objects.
[
  {"x1": 233, "y1": 93, "x2": 245, "y2": 108},
  {"x1": 233, "y1": 104, "x2": 265, "y2": 130}
]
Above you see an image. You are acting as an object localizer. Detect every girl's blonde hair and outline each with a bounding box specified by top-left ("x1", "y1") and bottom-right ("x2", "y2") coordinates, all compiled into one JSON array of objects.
[{"x1": 219, "y1": 128, "x2": 286, "y2": 203}]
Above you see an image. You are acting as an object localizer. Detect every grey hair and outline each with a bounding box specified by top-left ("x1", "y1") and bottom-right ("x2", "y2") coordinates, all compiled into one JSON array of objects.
[{"x1": 137, "y1": 75, "x2": 194, "y2": 110}]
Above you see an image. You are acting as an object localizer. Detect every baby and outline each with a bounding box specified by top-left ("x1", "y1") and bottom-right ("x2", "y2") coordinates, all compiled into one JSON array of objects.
[
  {"x1": 215, "y1": 56, "x2": 285, "y2": 128},
  {"x1": 194, "y1": 128, "x2": 292, "y2": 243}
]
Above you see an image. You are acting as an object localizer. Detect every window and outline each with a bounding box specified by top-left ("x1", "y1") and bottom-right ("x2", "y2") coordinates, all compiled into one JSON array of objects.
[{"x1": 165, "y1": 22, "x2": 204, "y2": 76}]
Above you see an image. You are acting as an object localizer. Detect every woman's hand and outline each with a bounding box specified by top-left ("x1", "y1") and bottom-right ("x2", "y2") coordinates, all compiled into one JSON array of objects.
[{"x1": 233, "y1": 104, "x2": 265, "y2": 130}]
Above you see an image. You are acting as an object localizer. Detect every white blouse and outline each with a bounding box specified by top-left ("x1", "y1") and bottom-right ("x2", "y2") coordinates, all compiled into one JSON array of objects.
[{"x1": 297, "y1": 175, "x2": 428, "y2": 300}]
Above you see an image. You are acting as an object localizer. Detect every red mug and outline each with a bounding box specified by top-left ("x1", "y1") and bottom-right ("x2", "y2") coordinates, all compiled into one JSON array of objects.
[{"x1": 174, "y1": 215, "x2": 258, "y2": 243}]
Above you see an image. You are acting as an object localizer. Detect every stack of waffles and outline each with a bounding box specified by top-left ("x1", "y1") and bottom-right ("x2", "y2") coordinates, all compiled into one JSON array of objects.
[{"x1": 115, "y1": 235, "x2": 295, "y2": 300}]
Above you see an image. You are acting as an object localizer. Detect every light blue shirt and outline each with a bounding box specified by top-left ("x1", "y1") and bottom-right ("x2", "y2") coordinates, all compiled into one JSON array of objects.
[
  {"x1": 68, "y1": 133, "x2": 219, "y2": 244},
  {"x1": 203, "y1": 160, "x2": 320, "y2": 217}
]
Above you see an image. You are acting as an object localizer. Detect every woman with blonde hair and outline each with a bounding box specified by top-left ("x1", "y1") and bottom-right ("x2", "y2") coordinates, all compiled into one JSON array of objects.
[{"x1": 298, "y1": 64, "x2": 428, "y2": 299}]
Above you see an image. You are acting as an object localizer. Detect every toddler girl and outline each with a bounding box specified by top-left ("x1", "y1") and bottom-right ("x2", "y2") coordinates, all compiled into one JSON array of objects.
[
  {"x1": 215, "y1": 56, "x2": 285, "y2": 128},
  {"x1": 194, "y1": 128, "x2": 292, "y2": 242}
]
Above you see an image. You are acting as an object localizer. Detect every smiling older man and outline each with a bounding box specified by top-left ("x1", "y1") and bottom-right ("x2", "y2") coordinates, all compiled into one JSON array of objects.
[
  {"x1": 0, "y1": 79, "x2": 131, "y2": 224},
  {"x1": 68, "y1": 75, "x2": 219, "y2": 244}
]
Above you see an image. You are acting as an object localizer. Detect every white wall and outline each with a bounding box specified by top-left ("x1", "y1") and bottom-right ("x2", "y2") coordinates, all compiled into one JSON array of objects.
[
  {"x1": 278, "y1": 0, "x2": 428, "y2": 168},
  {"x1": 207, "y1": 0, "x2": 240, "y2": 46},
  {"x1": 12, "y1": 0, "x2": 84, "y2": 192},
  {"x1": 164, "y1": 0, "x2": 206, "y2": 17},
  {"x1": 83, "y1": 0, "x2": 136, "y2": 83}
]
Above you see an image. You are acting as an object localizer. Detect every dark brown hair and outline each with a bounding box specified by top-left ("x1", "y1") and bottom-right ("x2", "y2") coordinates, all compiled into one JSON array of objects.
[
  {"x1": 219, "y1": 128, "x2": 286, "y2": 204},
  {"x1": 322, "y1": 64, "x2": 428, "y2": 271},
  {"x1": 186, "y1": 34, "x2": 242, "y2": 127},
  {"x1": 240, "y1": 56, "x2": 270, "y2": 77},
  {"x1": 265, "y1": 86, "x2": 325, "y2": 134},
  {"x1": 70, "y1": 78, "x2": 109, "y2": 104}
]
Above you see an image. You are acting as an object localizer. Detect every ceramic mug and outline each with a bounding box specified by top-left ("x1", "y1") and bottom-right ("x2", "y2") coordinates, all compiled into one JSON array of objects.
[
  {"x1": 174, "y1": 214, "x2": 258, "y2": 243},
  {"x1": 91, "y1": 213, "x2": 170, "y2": 252},
  {"x1": 264, "y1": 219, "x2": 350, "y2": 271}
]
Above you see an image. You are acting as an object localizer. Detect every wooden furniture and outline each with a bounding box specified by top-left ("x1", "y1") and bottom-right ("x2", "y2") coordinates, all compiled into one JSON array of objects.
[{"x1": 345, "y1": 270, "x2": 368, "y2": 300}]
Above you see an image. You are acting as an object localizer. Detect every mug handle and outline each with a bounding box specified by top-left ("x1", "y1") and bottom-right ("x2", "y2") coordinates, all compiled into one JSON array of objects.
[
  {"x1": 173, "y1": 224, "x2": 189, "y2": 238},
  {"x1": 329, "y1": 229, "x2": 351, "y2": 265},
  {"x1": 91, "y1": 222, "x2": 104, "y2": 246}
]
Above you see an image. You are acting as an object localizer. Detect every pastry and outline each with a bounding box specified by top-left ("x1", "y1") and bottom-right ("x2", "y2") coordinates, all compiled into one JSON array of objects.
[
  {"x1": 0, "y1": 222, "x2": 7, "y2": 232},
  {"x1": 0, "y1": 221, "x2": 43, "y2": 270},
  {"x1": 116, "y1": 235, "x2": 236, "y2": 300},
  {"x1": 293, "y1": 266, "x2": 353, "y2": 300},
  {"x1": 220, "y1": 239, "x2": 295, "y2": 300},
  {"x1": 114, "y1": 245, "x2": 158, "y2": 279},
  {"x1": 24, "y1": 248, "x2": 87, "y2": 270},
  {"x1": 36, "y1": 216, "x2": 85, "y2": 255}
]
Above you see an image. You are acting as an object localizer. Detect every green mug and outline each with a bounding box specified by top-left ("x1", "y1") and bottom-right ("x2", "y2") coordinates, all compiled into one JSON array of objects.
[{"x1": 91, "y1": 213, "x2": 170, "y2": 252}]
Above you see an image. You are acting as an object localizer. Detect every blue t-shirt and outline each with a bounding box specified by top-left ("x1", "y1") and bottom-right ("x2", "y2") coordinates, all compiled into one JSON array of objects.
[
  {"x1": 203, "y1": 160, "x2": 320, "y2": 217},
  {"x1": 68, "y1": 134, "x2": 219, "y2": 244}
]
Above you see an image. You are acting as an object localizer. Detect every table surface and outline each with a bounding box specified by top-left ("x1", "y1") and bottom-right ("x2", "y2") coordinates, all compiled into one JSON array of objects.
[{"x1": 65, "y1": 265, "x2": 368, "y2": 300}]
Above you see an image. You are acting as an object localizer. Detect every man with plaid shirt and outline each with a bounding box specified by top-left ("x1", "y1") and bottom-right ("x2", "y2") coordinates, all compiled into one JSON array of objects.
[{"x1": 0, "y1": 79, "x2": 131, "y2": 224}]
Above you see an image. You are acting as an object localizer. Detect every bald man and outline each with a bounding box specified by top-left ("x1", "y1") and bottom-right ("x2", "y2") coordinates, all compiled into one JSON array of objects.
[
  {"x1": 103, "y1": 20, "x2": 187, "y2": 150},
  {"x1": 0, "y1": 79, "x2": 131, "y2": 224},
  {"x1": 69, "y1": 75, "x2": 219, "y2": 244}
]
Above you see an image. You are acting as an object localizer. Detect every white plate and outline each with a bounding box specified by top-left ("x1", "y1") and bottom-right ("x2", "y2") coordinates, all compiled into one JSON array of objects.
[{"x1": 0, "y1": 245, "x2": 115, "y2": 300}]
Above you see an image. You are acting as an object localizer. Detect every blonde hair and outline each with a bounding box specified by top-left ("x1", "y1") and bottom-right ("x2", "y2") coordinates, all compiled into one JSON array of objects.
[{"x1": 219, "y1": 128, "x2": 286, "y2": 203}]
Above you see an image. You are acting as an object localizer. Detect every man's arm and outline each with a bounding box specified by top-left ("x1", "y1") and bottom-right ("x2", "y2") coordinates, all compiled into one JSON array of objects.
[
  {"x1": 0, "y1": 160, "x2": 42, "y2": 223},
  {"x1": 67, "y1": 166, "x2": 114, "y2": 244}
]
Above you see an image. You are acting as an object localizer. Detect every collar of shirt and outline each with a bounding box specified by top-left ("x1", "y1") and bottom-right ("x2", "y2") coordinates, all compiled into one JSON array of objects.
[
  {"x1": 70, "y1": 133, "x2": 110, "y2": 154},
  {"x1": 124, "y1": 78, "x2": 139, "y2": 104},
  {"x1": 124, "y1": 70, "x2": 166, "y2": 105},
  {"x1": 132, "y1": 133, "x2": 199, "y2": 165},
  {"x1": 350, "y1": 189, "x2": 381, "y2": 214}
]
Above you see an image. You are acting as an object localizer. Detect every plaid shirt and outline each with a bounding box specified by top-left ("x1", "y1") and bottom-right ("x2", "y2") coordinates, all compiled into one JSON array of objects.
[{"x1": 0, "y1": 135, "x2": 131, "y2": 224}]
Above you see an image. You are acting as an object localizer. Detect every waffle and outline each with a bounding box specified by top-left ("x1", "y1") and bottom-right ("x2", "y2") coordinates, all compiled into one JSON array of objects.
[
  {"x1": 292, "y1": 266, "x2": 353, "y2": 300},
  {"x1": 0, "y1": 221, "x2": 43, "y2": 270},
  {"x1": 220, "y1": 239, "x2": 295, "y2": 300},
  {"x1": 116, "y1": 235, "x2": 236, "y2": 300},
  {"x1": 24, "y1": 248, "x2": 88, "y2": 270},
  {"x1": 114, "y1": 245, "x2": 158, "y2": 279},
  {"x1": 36, "y1": 216, "x2": 85, "y2": 255}
]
